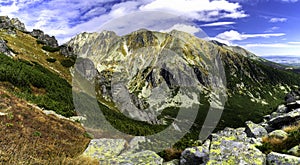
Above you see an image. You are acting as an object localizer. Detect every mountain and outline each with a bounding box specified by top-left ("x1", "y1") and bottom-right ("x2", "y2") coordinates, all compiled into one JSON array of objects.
[
  {"x1": 0, "y1": 16, "x2": 300, "y2": 164},
  {"x1": 67, "y1": 29, "x2": 300, "y2": 136}
]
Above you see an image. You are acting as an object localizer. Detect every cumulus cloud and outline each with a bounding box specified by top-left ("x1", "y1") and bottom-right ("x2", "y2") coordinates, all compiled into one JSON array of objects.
[
  {"x1": 160, "y1": 24, "x2": 202, "y2": 35},
  {"x1": 0, "y1": 0, "x2": 248, "y2": 44},
  {"x1": 216, "y1": 30, "x2": 285, "y2": 41},
  {"x1": 200, "y1": 22, "x2": 236, "y2": 27},
  {"x1": 140, "y1": 0, "x2": 248, "y2": 21}
]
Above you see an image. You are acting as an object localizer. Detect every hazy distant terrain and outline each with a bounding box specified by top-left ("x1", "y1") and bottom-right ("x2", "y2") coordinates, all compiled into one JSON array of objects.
[{"x1": 263, "y1": 56, "x2": 300, "y2": 68}]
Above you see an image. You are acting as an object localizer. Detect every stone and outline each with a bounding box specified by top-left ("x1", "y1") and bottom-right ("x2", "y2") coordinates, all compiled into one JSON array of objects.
[
  {"x1": 83, "y1": 139, "x2": 127, "y2": 160},
  {"x1": 268, "y1": 109, "x2": 300, "y2": 129},
  {"x1": 267, "y1": 152, "x2": 300, "y2": 165},
  {"x1": 207, "y1": 128, "x2": 266, "y2": 164},
  {"x1": 60, "y1": 44, "x2": 75, "y2": 57},
  {"x1": 180, "y1": 139, "x2": 210, "y2": 165},
  {"x1": 10, "y1": 18, "x2": 26, "y2": 31},
  {"x1": 101, "y1": 150, "x2": 163, "y2": 165},
  {"x1": 268, "y1": 130, "x2": 288, "y2": 140},
  {"x1": 245, "y1": 121, "x2": 268, "y2": 138},
  {"x1": 0, "y1": 39, "x2": 14, "y2": 56},
  {"x1": 276, "y1": 104, "x2": 288, "y2": 113},
  {"x1": 288, "y1": 145, "x2": 300, "y2": 157},
  {"x1": 30, "y1": 29, "x2": 58, "y2": 48},
  {"x1": 163, "y1": 159, "x2": 179, "y2": 165}
]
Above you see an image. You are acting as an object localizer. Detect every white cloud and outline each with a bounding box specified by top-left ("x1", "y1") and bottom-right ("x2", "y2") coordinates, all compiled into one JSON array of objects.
[
  {"x1": 0, "y1": 0, "x2": 248, "y2": 44},
  {"x1": 281, "y1": 0, "x2": 298, "y2": 2},
  {"x1": 216, "y1": 30, "x2": 285, "y2": 41},
  {"x1": 288, "y1": 42, "x2": 300, "y2": 45},
  {"x1": 243, "y1": 42, "x2": 300, "y2": 56},
  {"x1": 264, "y1": 26, "x2": 280, "y2": 32},
  {"x1": 200, "y1": 22, "x2": 236, "y2": 27},
  {"x1": 160, "y1": 24, "x2": 201, "y2": 35},
  {"x1": 269, "y1": 17, "x2": 287, "y2": 23},
  {"x1": 139, "y1": 0, "x2": 248, "y2": 21}
]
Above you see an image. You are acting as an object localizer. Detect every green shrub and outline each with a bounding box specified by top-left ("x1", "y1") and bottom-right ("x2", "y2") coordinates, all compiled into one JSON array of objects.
[
  {"x1": 36, "y1": 40, "x2": 46, "y2": 45},
  {"x1": 0, "y1": 53, "x2": 75, "y2": 117},
  {"x1": 61, "y1": 58, "x2": 76, "y2": 68},
  {"x1": 42, "y1": 45, "x2": 60, "y2": 52},
  {"x1": 46, "y1": 58, "x2": 57, "y2": 63}
]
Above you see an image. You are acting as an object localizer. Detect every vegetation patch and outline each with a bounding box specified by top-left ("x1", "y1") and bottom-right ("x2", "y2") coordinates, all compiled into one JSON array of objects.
[
  {"x1": 0, "y1": 86, "x2": 96, "y2": 164},
  {"x1": 0, "y1": 53, "x2": 75, "y2": 117},
  {"x1": 46, "y1": 57, "x2": 57, "y2": 63},
  {"x1": 258, "y1": 122, "x2": 300, "y2": 155},
  {"x1": 42, "y1": 45, "x2": 60, "y2": 52}
]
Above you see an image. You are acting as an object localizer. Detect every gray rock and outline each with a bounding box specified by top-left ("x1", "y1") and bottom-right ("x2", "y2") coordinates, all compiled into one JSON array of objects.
[
  {"x1": 207, "y1": 128, "x2": 266, "y2": 164},
  {"x1": 60, "y1": 44, "x2": 75, "y2": 57},
  {"x1": 30, "y1": 29, "x2": 58, "y2": 48},
  {"x1": 180, "y1": 140, "x2": 210, "y2": 165},
  {"x1": 10, "y1": 18, "x2": 26, "y2": 31},
  {"x1": 245, "y1": 121, "x2": 268, "y2": 138},
  {"x1": 276, "y1": 104, "x2": 288, "y2": 113},
  {"x1": 267, "y1": 152, "x2": 300, "y2": 165},
  {"x1": 268, "y1": 130, "x2": 288, "y2": 140},
  {"x1": 163, "y1": 159, "x2": 179, "y2": 165},
  {"x1": 0, "y1": 39, "x2": 14, "y2": 56},
  {"x1": 288, "y1": 145, "x2": 300, "y2": 157},
  {"x1": 101, "y1": 150, "x2": 163, "y2": 165},
  {"x1": 83, "y1": 138, "x2": 127, "y2": 160},
  {"x1": 268, "y1": 109, "x2": 300, "y2": 129},
  {"x1": 0, "y1": 16, "x2": 26, "y2": 33}
]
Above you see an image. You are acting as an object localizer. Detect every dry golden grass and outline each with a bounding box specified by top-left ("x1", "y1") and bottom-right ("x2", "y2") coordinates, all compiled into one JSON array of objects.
[
  {"x1": 0, "y1": 83, "x2": 97, "y2": 164},
  {"x1": 283, "y1": 121, "x2": 300, "y2": 133}
]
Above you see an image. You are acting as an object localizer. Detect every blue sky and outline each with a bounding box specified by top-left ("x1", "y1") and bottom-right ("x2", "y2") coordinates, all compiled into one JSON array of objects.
[{"x1": 0, "y1": 0, "x2": 300, "y2": 56}]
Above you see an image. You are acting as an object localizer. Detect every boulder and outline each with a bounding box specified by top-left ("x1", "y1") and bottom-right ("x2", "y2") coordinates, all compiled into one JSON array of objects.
[
  {"x1": 30, "y1": 29, "x2": 58, "y2": 48},
  {"x1": 10, "y1": 18, "x2": 26, "y2": 31},
  {"x1": 267, "y1": 109, "x2": 300, "y2": 129},
  {"x1": 245, "y1": 121, "x2": 268, "y2": 138},
  {"x1": 60, "y1": 44, "x2": 75, "y2": 57},
  {"x1": 180, "y1": 140, "x2": 210, "y2": 165},
  {"x1": 0, "y1": 16, "x2": 26, "y2": 33},
  {"x1": 267, "y1": 152, "x2": 300, "y2": 165},
  {"x1": 163, "y1": 159, "x2": 179, "y2": 165},
  {"x1": 276, "y1": 104, "x2": 288, "y2": 113},
  {"x1": 83, "y1": 139, "x2": 127, "y2": 160},
  {"x1": 288, "y1": 145, "x2": 300, "y2": 157},
  {"x1": 207, "y1": 127, "x2": 266, "y2": 164},
  {"x1": 0, "y1": 39, "x2": 14, "y2": 56},
  {"x1": 268, "y1": 130, "x2": 288, "y2": 140},
  {"x1": 101, "y1": 150, "x2": 163, "y2": 165}
]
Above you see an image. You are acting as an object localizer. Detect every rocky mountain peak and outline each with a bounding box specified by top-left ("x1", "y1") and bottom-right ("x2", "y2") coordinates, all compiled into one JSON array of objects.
[{"x1": 0, "y1": 16, "x2": 26, "y2": 32}]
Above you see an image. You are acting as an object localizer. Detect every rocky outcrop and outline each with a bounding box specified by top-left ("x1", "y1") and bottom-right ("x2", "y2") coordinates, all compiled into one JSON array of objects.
[
  {"x1": 206, "y1": 127, "x2": 266, "y2": 164},
  {"x1": 267, "y1": 152, "x2": 300, "y2": 165},
  {"x1": 0, "y1": 39, "x2": 14, "y2": 56},
  {"x1": 60, "y1": 44, "x2": 75, "y2": 57},
  {"x1": 245, "y1": 120, "x2": 268, "y2": 138},
  {"x1": 0, "y1": 16, "x2": 26, "y2": 33},
  {"x1": 30, "y1": 29, "x2": 58, "y2": 48},
  {"x1": 180, "y1": 140, "x2": 210, "y2": 165},
  {"x1": 83, "y1": 138, "x2": 163, "y2": 164},
  {"x1": 0, "y1": 16, "x2": 58, "y2": 49}
]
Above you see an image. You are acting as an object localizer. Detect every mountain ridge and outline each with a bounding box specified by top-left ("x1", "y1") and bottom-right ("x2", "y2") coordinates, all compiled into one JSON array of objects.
[{"x1": 0, "y1": 16, "x2": 300, "y2": 164}]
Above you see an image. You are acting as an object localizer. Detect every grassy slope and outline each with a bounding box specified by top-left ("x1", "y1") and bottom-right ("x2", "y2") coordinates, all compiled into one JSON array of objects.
[
  {"x1": 0, "y1": 53, "x2": 75, "y2": 117},
  {"x1": 0, "y1": 82, "x2": 96, "y2": 164},
  {"x1": 0, "y1": 29, "x2": 72, "y2": 82}
]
